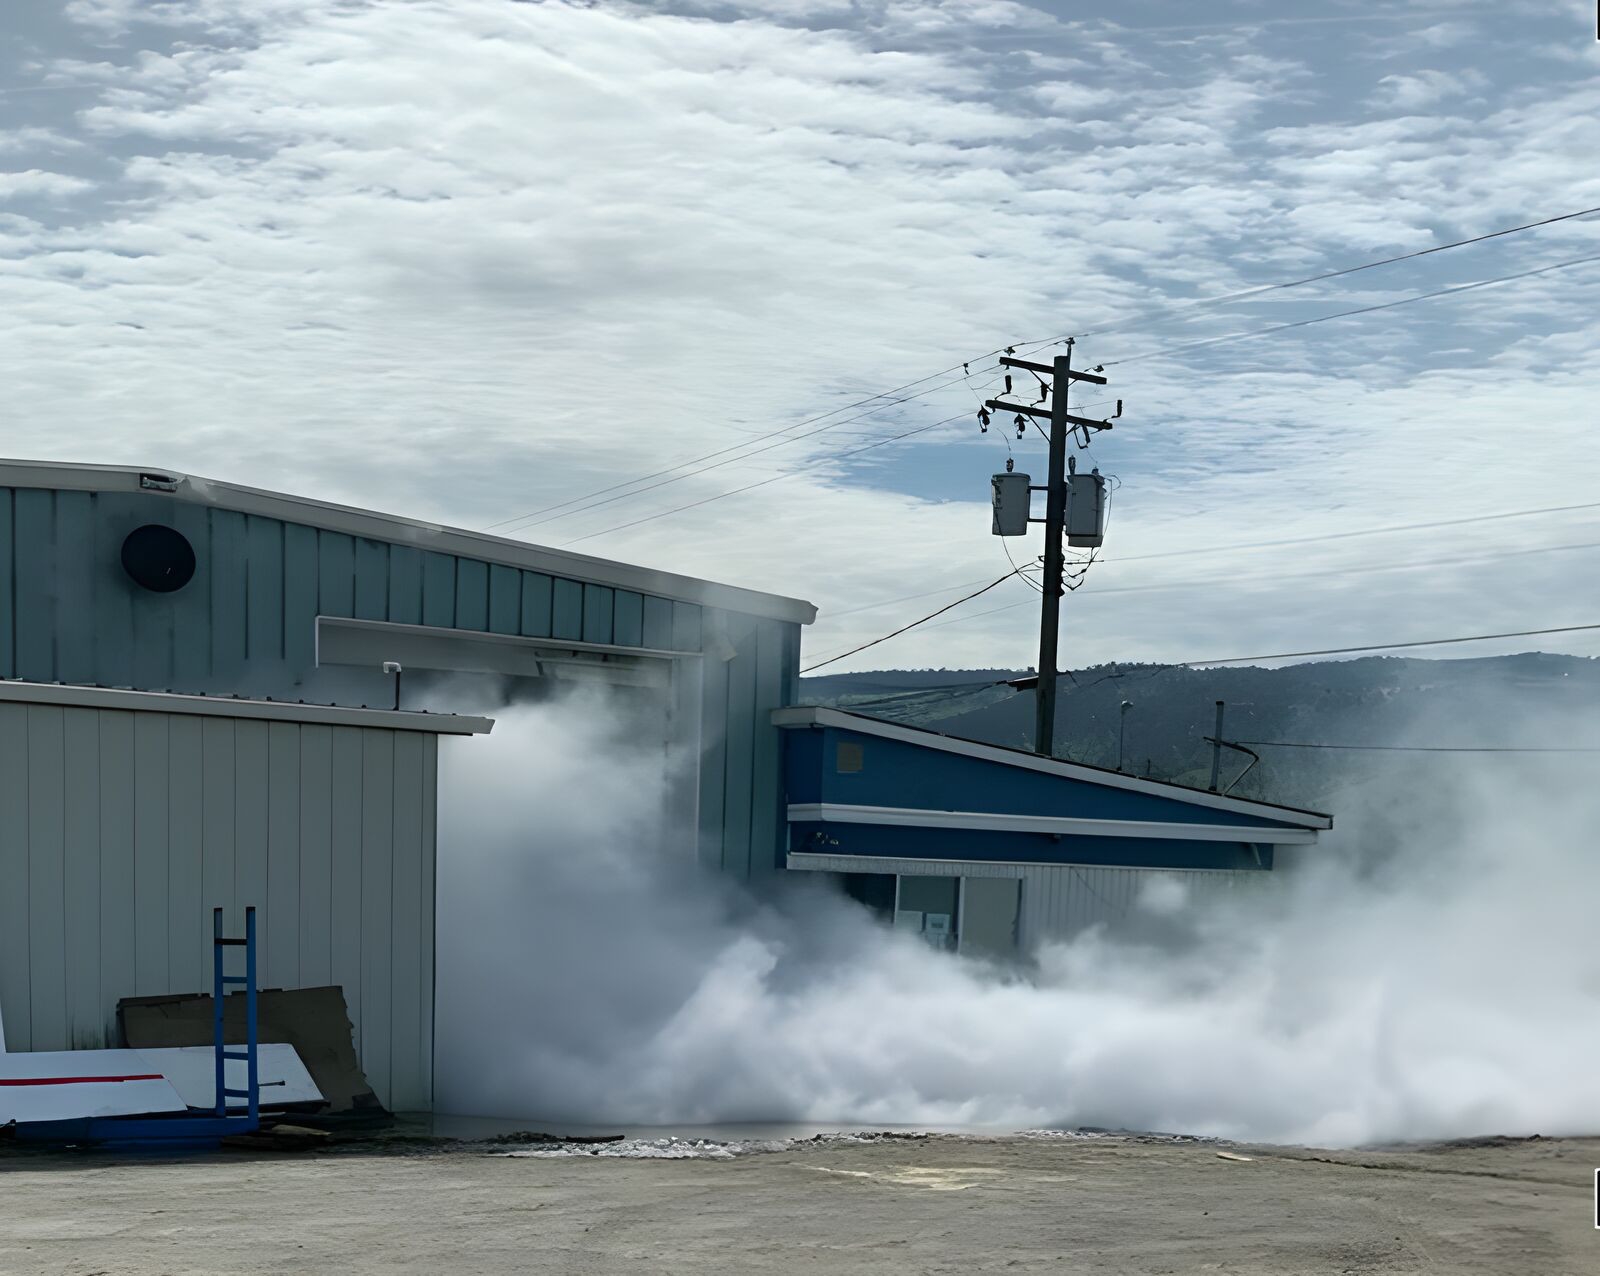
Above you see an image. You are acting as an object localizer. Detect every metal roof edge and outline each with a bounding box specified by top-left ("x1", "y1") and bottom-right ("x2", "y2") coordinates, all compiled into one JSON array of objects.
[
  {"x1": 0, "y1": 679, "x2": 494, "y2": 734},
  {"x1": 772, "y1": 704, "x2": 1334, "y2": 829},
  {"x1": 0, "y1": 459, "x2": 818, "y2": 626}
]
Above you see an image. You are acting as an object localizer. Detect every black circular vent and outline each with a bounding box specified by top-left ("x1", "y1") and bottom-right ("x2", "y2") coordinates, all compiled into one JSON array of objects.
[{"x1": 121, "y1": 524, "x2": 196, "y2": 593}]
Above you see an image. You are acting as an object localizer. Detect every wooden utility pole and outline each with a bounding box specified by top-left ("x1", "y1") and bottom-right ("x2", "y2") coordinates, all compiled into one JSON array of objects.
[{"x1": 984, "y1": 346, "x2": 1117, "y2": 757}]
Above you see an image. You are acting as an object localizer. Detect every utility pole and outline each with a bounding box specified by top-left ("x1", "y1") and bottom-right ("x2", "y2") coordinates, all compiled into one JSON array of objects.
[
  {"x1": 1034, "y1": 344, "x2": 1074, "y2": 757},
  {"x1": 984, "y1": 346, "x2": 1119, "y2": 757}
]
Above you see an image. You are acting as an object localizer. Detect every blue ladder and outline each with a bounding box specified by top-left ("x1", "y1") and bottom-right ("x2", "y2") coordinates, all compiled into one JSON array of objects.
[
  {"x1": 213, "y1": 904, "x2": 260, "y2": 1125},
  {"x1": 15, "y1": 906, "x2": 264, "y2": 1146}
]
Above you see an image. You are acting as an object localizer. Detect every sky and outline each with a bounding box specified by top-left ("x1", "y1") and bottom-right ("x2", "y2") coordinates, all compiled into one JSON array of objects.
[{"x1": 1, "y1": 0, "x2": 1597, "y2": 672}]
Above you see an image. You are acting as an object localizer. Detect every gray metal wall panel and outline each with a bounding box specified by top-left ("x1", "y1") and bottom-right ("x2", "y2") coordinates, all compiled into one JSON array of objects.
[
  {"x1": 582, "y1": 584, "x2": 614, "y2": 645},
  {"x1": 0, "y1": 697, "x2": 444, "y2": 1109},
  {"x1": 167, "y1": 715, "x2": 206, "y2": 997},
  {"x1": 132, "y1": 713, "x2": 171, "y2": 997},
  {"x1": 612, "y1": 589, "x2": 643, "y2": 647},
  {"x1": 200, "y1": 716, "x2": 237, "y2": 967},
  {"x1": 98, "y1": 712, "x2": 137, "y2": 1025},
  {"x1": 0, "y1": 704, "x2": 30, "y2": 1049},
  {"x1": 359, "y1": 729, "x2": 395, "y2": 1107},
  {"x1": 232, "y1": 721, "x2": 270, "y2": 972},
  {"x1": 454, "y1": 558, "x2": 488, "y2": 632},
  {"x1": 298, "y1": 724, "x2": 334, "y2": 989},
  {"x1": 62, "y1": 708, "x2": 102, "y2": 1047},
  {"x1": 389, "y1": 732, "x2": 425, "y2": 1111},
  {"x1": 419, "y1": 735, "x2": 437, "y2": 1110},
  {"x1": 353, "y1": 539, "x2": 389, "y2": 622},
  {"x1": 0, "y1": 489, "x2": 12, "y2": 678},
  {"x1": 520, "y1": 571, "x2": 552, "y2": 637},
  {"x1": 487, "y1": 564, "x2": 520, "y2": 635},
  {"x1": 266, "y1": 722, "x2": 302, "y2": 991},
  {"x1": 328, "y1": 726, "x2": 365, "y2": 1038},
  {"x1": 26, "y1": 705, "x2": 67, "y2": 1051}
]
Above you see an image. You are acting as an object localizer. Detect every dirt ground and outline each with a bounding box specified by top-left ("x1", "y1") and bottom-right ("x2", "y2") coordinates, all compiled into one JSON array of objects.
[{"x1": 1, "y1": 1130, "x2": 1596, "y2": 1274}]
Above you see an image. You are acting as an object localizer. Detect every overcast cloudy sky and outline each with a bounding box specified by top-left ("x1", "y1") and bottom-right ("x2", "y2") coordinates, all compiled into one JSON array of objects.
[{"x1": 2, "y1": 0, "x2": 1597, "y2": 671}]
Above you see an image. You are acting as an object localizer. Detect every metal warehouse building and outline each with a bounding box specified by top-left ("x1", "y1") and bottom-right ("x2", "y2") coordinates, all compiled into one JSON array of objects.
[{"x1": 0, "y1": 459, "x2": 1328, "y2": 1111}]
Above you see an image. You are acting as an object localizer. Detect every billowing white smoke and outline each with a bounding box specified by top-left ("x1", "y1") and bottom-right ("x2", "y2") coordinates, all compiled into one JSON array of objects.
[{"x1": 434, "y1": 687, "x2": 1600, "y2": 1146}]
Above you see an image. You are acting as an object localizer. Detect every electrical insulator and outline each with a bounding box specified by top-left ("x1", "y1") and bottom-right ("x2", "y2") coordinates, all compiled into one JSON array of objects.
[
  {"x1": 1014, "y1": 414, "x2": 1025, "y2": 438},
  {"x1": 977, "y1": 407, "x2": 990, "y2": 433}
]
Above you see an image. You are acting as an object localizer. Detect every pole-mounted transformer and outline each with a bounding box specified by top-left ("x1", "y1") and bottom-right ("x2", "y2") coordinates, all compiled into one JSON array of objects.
[{"x1": 990, "y1": 472, "x2": 1032, "y2": 537}]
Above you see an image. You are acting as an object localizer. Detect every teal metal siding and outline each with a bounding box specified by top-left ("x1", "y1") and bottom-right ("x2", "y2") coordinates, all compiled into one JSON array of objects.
[
  {"x1": 0, "y1": 485, "x2": 805, "y2": 890},
  {"x1": 488, "y1": 565, "x2": 520, "y2": 635},
  {"x1": 582, "y1": 584, "x2": 614, "y2": 645},
  {"x1": 551, "y1": 578, "x2": 582, "y2": 640},
  {"x1": 354, "y1": 539, "x2": 389, "y2": 621},
  {"x1": 613, "y1": 590, "x2": 643, "y2": 647},
  {"x1": 520, "y1": 571, "x2": 552, "y2": 637},
  {"x1": 0, "y1": 489, "x2": 11, "y2": 678},
  {"x1": 421, "y1": 552, "x2": 454, "y2": 628},
  {"x1": 387, "y1": 545, "x2": 423, "y2": 626}
]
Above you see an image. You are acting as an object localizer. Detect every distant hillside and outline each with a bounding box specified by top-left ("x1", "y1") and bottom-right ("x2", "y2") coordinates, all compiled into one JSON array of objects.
[{"x1": 801, "y1": 653, "x2": 1600, "y2": 808}]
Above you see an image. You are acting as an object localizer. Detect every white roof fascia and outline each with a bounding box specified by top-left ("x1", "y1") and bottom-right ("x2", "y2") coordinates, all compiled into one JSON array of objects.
[
  {"x1": 0, "y1": 680, "x2": 493, "y2": 734},
  {"x1": 787, "y1": 852, "x2": 1263, "y2": 878},
  {"x1": 773, "y1": 704, "x2": 1333, "y2": 829},
  {"x1": 0, "y1": 459, "x2": 816, "y2": 626},
  {"x1": 787, "y1": 802, "x2": 1318, "y2": 844}
]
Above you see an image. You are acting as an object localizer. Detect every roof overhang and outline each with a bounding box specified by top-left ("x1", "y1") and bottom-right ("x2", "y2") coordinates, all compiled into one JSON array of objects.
[
  {"x1": 0, "y1": 680, "x2": 493, "y2": 734},
  {"x1": 0, "y1": 459, "x2": 816, "y2": 626},
  {"x1": 787, "y1": 802, "x2": 1319, "y2": 844},
  {"x1": 316, "y1": 616, "x2": 695, "y2": 689}
]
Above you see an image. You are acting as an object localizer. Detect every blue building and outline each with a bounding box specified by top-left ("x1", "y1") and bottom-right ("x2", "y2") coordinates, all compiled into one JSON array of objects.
[{"x1": 0, "y1": 458, "x2": 1329, "y2": 1107}]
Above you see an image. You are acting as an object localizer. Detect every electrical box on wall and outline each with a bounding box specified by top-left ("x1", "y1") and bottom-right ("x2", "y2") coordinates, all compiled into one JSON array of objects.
[
  {"x1": 1066, "y1": 472, "x2": 1107, "y2": 547},
  {"x1": 990, "y1": 473, "x2": 1031, "y2": 536}
]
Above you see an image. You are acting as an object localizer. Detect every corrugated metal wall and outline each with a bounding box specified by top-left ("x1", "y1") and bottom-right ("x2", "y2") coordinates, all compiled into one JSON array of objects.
[
  {"x1": 0, "y1": 699, "x2": 438, "y2": 1112},
  {"x1": 0, "y1": 485, "x2": 799, "y2": 883}
]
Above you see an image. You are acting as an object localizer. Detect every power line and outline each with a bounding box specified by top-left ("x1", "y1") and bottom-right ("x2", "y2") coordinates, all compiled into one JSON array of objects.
[
  {"x1": 570, "y1": 249, "x2": 1600, "y2": 547},
  {"x1": 800, "y1": 569, "x2": 1027, "y2": 674},
  {"x1": 1102, "y1": 250, "x2": 1600, "y2": 368},
  {"x1": 1016, "y1": 203, "x2": 1600, "y2": 350},
  {"x1": 1114, "y1": 500, "x2": 1600, "y2": 564},
  {"x1": 820, "y1": 501, "x2": 1600, "y2": 623},
  {"x1": 1237, "y1": 740, "x2": 1600, "y2": 754},
  {"x1": 1181, "y1": 622, "x2": 1600, "y2": 667},
  {"x1": 498, "y1": 366, "x2": 1000, "y2": 536},
  {"x1": 488, "y1": 203, "x2": 1600, "y2": 543},
  {"x1": 563, "y1": 410, "x2": 976, "y2": 546}
]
